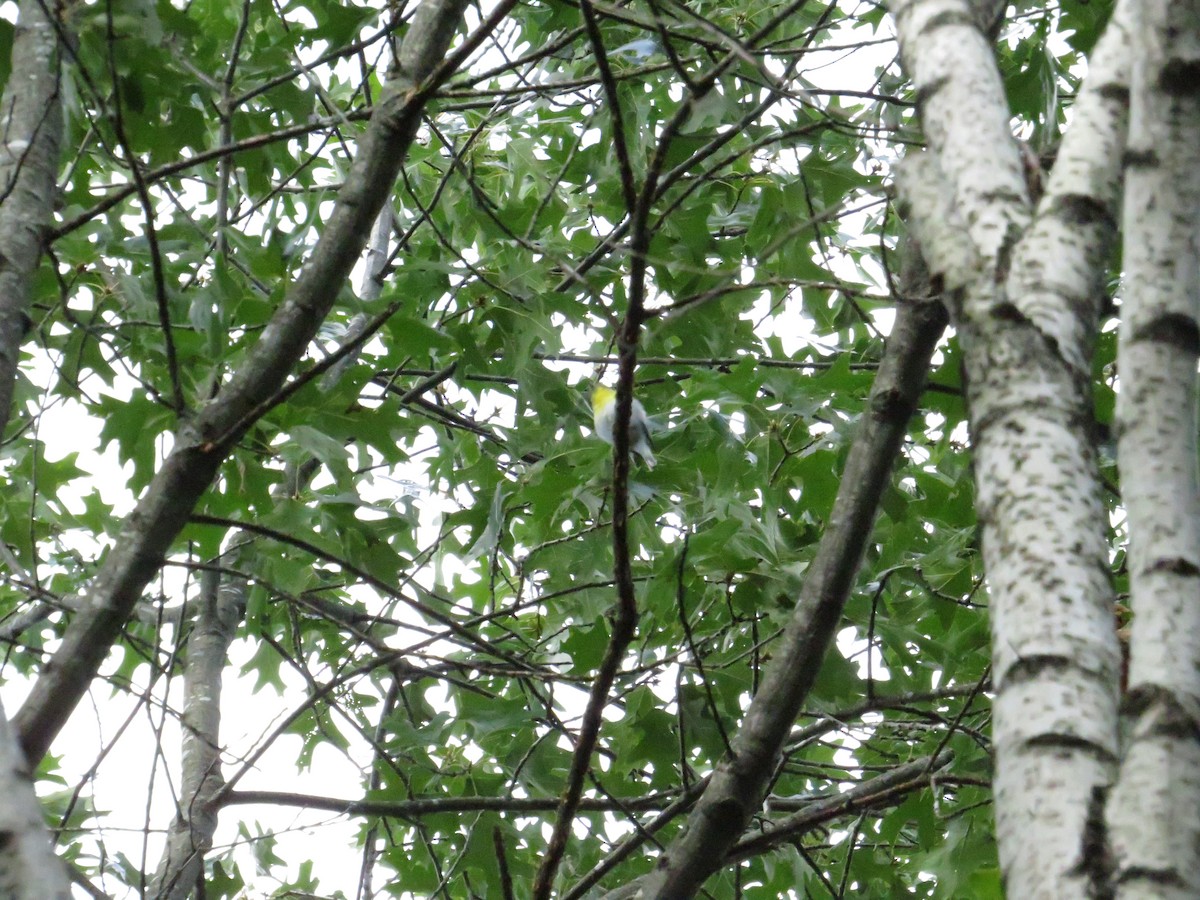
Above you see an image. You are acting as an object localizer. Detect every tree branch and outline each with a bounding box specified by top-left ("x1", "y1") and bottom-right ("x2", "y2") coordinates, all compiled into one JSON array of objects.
[
  {"x1": 633, "y1": 244, "x2": 947, "y2": 898},
  {"x1": 13, "y1": 0, "x2": 480, "y2": 766}
]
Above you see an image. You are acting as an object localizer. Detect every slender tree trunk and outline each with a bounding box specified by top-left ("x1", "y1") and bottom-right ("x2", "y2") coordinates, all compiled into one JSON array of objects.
[
  {"x1": 0, "y1": 2, "x2": 72, "y2": 889},
  {"x1": 0, "y1": 0, "x2": 63, "y2": 438},
  {"x1": 147, "y1": 568, "x2": 240, "y2": 900}
]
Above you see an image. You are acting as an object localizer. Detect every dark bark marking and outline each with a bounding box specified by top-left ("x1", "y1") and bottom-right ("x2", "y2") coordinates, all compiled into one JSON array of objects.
[
  {"x1": 1072, "y1": 783, "x2": 1114, "y2": 900},
  {"x1": 915, "y1": 75, "x2": 951, "y2": 111},
  {"x1": 1097, "y1": 82, "x2": 1130, "y2": 107},
  {"x1": 1121, "y1": 685, "x2": 1200, "y2": 738},
  {"x1": 1160, "y1": 60, "x2": 1200, "y2": 97},
  {"x1": 1053, "y1": 193, "x2": 1115, "y2": 228},
  {"x1": 1123, "y1": 147, "x2": 1158, "y2": 169},
  {"x1": 1130, "y1": 313, "x2": 1200, "y2": 355}
]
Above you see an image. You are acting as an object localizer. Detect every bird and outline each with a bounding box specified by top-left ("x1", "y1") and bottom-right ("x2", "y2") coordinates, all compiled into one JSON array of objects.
[{"x1": 592, "y1": 384, "x2": 656, "y2": 469}]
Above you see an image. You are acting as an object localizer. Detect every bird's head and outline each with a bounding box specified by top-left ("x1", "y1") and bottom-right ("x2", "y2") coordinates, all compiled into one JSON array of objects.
[{"x1": 591, "y1": 384, "x2": 615, "y2": 414}]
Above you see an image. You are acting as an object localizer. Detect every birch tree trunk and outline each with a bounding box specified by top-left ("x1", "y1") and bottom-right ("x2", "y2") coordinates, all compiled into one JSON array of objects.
[
  {"x1": 0, "y1": 700, "x2": 70, "y2": 899},
  {"x1": 1106, "y1": 3, "x2": 1200, "y2": 897},
  {"x1": 147, "y1": 568, "x2": 240, "y2": 900},
  {"x1": 891, "y1": 0, "x2": 1129, "y2": 896},
  {"x1": 0, "y1": 1, "x2": 73, "y2": 886},
  {"x1": 0, "y1": 0, "x2": 63, "y2": 437}
]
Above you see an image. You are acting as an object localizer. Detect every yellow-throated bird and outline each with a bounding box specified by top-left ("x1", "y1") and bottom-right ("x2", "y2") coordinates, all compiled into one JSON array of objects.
[{"x1": 592, "y1": 385, "x2": 656, "y2": 469}]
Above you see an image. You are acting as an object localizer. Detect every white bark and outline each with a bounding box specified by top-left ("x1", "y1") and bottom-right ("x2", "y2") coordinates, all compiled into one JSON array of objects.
[
  {"x1": 1107, "y1": 2, "x2": 1200, "y2": 897},
  {"x1": 0, "y1": 4, "x2": 72, "y2": 895},
  {"x1": 889, "y1": 0, "x2": 1028, "y2": 263},
  {"x1": 892, "y1": 0, "x2": 1130, "y2": 895},
  {"x1": 0, "y1": 700, "x2": 71, "y2": 899},
  {"x1": 984, "y1": 7, "x2": 1131, "y2": 896},
  {"x1": 0, "y1": 0, "x2": 64, "y2": 436},
  {"x1": 148, "y1": 569, "x2": 240, "y2": 900}
]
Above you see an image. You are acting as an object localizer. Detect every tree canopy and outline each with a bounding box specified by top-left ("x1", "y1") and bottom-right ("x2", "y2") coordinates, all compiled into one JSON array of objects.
[{"x1": 0, "y1": 0, "x2": 1173, "y2": 898}]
